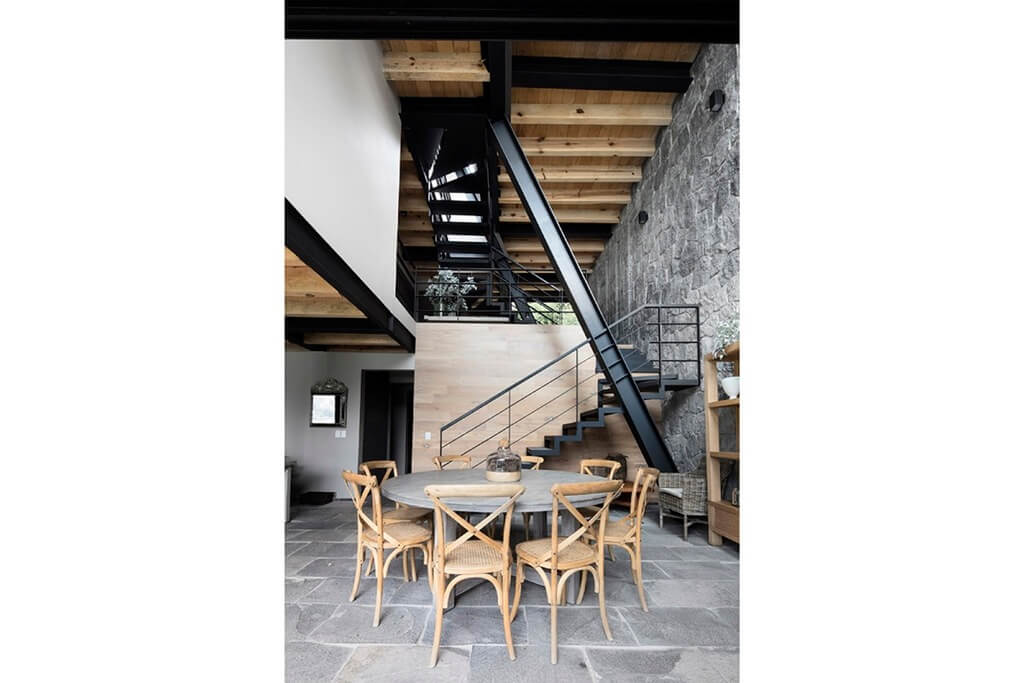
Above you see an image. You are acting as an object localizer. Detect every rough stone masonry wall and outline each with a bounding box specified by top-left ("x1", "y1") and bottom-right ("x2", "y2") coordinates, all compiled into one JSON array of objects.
[{"x1": 589, "y1": 44, "x2": 739, "y2": 474}]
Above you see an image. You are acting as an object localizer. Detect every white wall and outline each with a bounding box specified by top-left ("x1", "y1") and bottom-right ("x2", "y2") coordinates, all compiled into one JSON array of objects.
[
  {"x1": 285, "y1": 40, "x2": 414, "y2": 333},
  {"x1": 286, "y1": 351, "x2": 414, "y2": 498}
]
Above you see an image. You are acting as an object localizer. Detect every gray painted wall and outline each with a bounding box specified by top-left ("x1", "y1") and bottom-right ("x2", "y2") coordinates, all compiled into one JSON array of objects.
[
  {"x1": 285, "y1": 351, "x2": 414, "y2": 498},
  {"x1": 589, "y1": 44, "x2": 740, "y2": 474}
]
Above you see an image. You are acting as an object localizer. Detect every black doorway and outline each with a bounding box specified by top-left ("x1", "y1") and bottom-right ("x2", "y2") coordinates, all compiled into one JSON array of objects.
[{"x1": 359, "y1": 370, "x2": 414, "y2": 474}]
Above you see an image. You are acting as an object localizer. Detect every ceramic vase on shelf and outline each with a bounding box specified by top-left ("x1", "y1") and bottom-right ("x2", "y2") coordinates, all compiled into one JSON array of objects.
[
  {"x1": 485, "y1": 439, "x2": 521, "y2": 482},
  {"x1": 720, "y1": 376, "x2": 740, "y2": 400}
]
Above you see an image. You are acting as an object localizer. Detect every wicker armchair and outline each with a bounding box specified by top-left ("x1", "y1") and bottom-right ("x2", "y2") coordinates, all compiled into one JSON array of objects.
[{"x1": 658, "y1": 470, "x2": 707, "y2": 540}]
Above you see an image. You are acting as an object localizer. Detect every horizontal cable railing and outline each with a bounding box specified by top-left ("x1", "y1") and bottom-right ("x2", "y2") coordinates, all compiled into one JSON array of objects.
[
  {"x1": 437, "y1": 304, "x2": 701, "y2": 467},
  {"x1": 412, "y1": 264, "x2": 569, "y2": 324}
]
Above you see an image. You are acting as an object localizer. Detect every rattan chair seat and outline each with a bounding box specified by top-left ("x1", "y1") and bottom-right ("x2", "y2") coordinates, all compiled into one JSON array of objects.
[
  {"x1": 515, "y1": 537, "x2": 598, "y2": 567},
  {"x1": 442, "y1": 540, "x2": 506, "y2": 574},
  {"x1": 364, "y1": 521, "x2": 432, "y2": 546}
]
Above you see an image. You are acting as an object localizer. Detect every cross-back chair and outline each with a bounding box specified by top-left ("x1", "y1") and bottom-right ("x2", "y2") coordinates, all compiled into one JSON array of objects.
[
  {"x1": 343, "y1": 471, "x2": 432, "y2": 628},
  {"x1": 578, "y1": 466, "x2": 660, "y2": 611},
  {"x1": 424, "y1": 483, "x2": 525, "y2": 668},
  {"x1": 359, "y1": 459, "x2": 432, "y2": 581},
  {"x1": 511, "y1": 479, "x2": 623, "y2": 664},
  {"x1": 518, "y1": 455, "x2": 544, "y2": 541},
  {"x1": 432, "y1": 454, "x2": 471, "y2": 470},
  {"x1": 580, "y1": 458, "x2": 621, "y2": 479}
]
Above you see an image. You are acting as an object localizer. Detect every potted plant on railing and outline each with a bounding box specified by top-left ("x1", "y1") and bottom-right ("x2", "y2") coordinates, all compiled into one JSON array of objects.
[
  {"x1": 712, "y1": 313, "x2": 740, "y2": 399},
  {"x1": 424, "y1": 270, "x2": 476, "y2": 317}
]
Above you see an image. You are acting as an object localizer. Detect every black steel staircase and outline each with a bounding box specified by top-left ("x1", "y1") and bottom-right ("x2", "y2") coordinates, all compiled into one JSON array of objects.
[{"x1": 437, "y1": 305, "x2": 701, "y2": 473}]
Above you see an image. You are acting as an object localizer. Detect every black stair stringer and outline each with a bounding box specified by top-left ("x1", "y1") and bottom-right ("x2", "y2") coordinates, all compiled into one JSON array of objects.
[{"x1": 490, "y1": 117, "x2": 677, "y2": 473}]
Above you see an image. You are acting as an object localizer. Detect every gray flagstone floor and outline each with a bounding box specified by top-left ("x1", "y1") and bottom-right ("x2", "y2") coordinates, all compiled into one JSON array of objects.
[{"x1": 286, "y1": 501, "x2": 739, "y2": 682}]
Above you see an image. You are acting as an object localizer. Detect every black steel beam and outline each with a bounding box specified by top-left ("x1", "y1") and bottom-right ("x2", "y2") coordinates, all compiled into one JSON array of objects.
[
  {"x1": 286, "y1": 317, "x2": 384, "y2": 335},
  {"x1": 489, "y1": 118, "x2": 676, "y2": 473},
  {"x1": 483, "y1": 41, "x2": 511, "y2": 120},
  {"x1": 286, "y1": 199, "x2": 416, "y2": 352},
  {"x1": 399, "y1": 97, "x2": 486, "y2": 127},
  {"x1": 286, "y1": 3, "x2": 740, "y2": 43},
  {"x1": 512, "y1": 56, "x2": 692, "y2": 93}
]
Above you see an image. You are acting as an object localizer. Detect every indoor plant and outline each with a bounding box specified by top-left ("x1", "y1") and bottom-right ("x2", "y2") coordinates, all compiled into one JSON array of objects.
[{"x1": 424, "y1": 270, "x2": 476, "y2": 316}]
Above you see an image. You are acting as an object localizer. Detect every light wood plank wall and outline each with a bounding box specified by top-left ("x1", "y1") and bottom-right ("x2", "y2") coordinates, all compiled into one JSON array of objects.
[{"x1": 412, "y1": 322, "x2": 662, "y2": 479}]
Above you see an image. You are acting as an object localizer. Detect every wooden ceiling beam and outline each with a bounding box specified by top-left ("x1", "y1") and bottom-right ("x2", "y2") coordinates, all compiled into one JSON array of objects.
[
  {"x1": 516, "y1": 136, "x2": 655, "y2": 157},
  {"x1": 285, "y1": 296, "x2": 365, "y2": 318},
  {"x1": 399, "y1": 231, "x2": 435, "y2": 247},
  {"x1": 398, "y1": 215, "x2": 432, "y2": 231},
  {"x1": 500, "y1": 207, "x2": 620, "y2": 224},
  {"x1": 498, "y1": 188, "x2": 631, "y2": 205},
  {"x1": 304, "y1": 333, "x2": 400, "y2": 347},
  {"x1": 509, "y1": 103, "x2": 672, "y2": 126},
  {"x1": 382, "y1": 51, "x2": 490, "y2": 82},
  {"x1": 285, "y1": 265, "x2": 344, "y2": 298},
  {"x1": 498, "y1": 166, "x2": 641, "y2": 183}
]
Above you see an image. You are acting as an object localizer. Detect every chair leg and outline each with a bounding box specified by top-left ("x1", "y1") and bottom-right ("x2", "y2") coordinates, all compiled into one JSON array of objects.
[
  {"x1": 608, "y1": 546, "x2": 616, "y2": 562},
  {"x1": 510, "y1": 558, "x2": 525, "y2": 620},
  {"x1": 430, "y1": 572, "x2": 445, "y2": 668},
  {"x1": 683, "y1": 514, "x2": 689, "y2": 541},
  {"x1": 576, "y1": 570, "x2": 588, "y2": 604},
  {"x1": 597, "y1": 563, "x2": 613, "y2": 641},
  {"x1": 634, "y1": 543, "x2": 648, "y2": 612},
  {"x1": 550, "y1": 568, "x2": 559, "y2": 664},
  {"x1": 373, "y1": 551, "x2": 385, "y2": 627},
  {"x1": 659, "y1": 506, "x2": 664, "y2": 528},
  {"x1": 402, "y1": 549, "x2": 409, "y2": 582},
  {"x1": 350, "y1": 542, "x2": 364, "y2": 602},
  {"x1": 522, "y1": 512, "x2": 530, "y2": 541},
  {"x1": 500, "y1": 570, "x2": 516, "y2": 661}
]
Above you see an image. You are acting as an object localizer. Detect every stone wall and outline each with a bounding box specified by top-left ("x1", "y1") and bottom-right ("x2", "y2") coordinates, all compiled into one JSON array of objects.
[{"x1": 589, "y1": 44, "x2": 739, "y2": 474}]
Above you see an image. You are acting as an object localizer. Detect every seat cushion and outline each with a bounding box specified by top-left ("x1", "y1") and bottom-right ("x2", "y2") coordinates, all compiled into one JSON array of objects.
[
  {"x1": 659, "y1": 487, "x2": 684, "y2": 499},
  {"x1": 516, "y1": 537, "x2": 598, "y2": 567},
  {"x1": 364, "y1": 521, "x2": 431, "y2": 546},
  {"x1": 443, "y1": 540, "x2": 505, "y2": 574},
  {"x1": 383, "y1": 506, "x2": 431, "y2": 524}
]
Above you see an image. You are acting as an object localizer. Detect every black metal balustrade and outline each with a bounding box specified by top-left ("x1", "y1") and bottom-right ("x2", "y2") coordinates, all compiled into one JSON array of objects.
[
  {"x1": 436, "y1": 304, "x2": 700, "y2": 471},
  {"x1": 412, "y1": 258, "x2": 571, "y2": 324}
]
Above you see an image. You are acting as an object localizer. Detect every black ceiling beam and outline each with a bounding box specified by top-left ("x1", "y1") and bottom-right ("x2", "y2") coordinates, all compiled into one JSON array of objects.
[
  {"x1": 285, "y1": 3, "x2": 739, "y2": 43},
  {"x1": 483, "y1": 41, "x2": 511, "y2": 120},
  {"x1": 286, "y1": 199, "x2": 415, "y2": 352},
  {"x1": 511, "y1": 56, "x2": 692, "y2": 93},
  {"x1": 399, "y1": 97, "x2": 486, "y2": 127},
  {"x1": 286, "y1": 317, "x2": 384, "y2": 335}
]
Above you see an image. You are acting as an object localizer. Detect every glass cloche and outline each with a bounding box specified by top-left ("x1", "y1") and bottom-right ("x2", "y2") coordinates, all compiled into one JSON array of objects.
[{"x1": 485, "y1": 439, "x2": 522, "y2": 482}]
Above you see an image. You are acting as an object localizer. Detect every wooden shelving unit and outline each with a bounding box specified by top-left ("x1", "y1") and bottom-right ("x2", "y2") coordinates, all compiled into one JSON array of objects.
[{"x1": 705, "y1": 341, "x2": 739, "y2": 545}]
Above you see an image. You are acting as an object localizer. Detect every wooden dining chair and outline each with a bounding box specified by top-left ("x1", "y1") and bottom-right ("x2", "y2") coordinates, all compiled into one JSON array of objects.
[
  {"x1": 580, "y1": 458, "x2": 621, "y2": 479},
  {"x1": 578, "y1": 466, "x2": 660, "y2": 611},
  {"x1": 343, "y1": 471, "x2": 433, "y2": 628},
  {"x1": 359, "y1": 459, "x2": 432, "y2": 581},
  {"x1": 519, "y1": 455, "x2": 544, "y2": 541},
  {"x1": 432, "y1": 454, "x2": 471, "y2": 470},
  {"x1": 511, "y1": 479, "x2": 622, "y2": 664},
  {"x1": 424, "y1": 483, "x2": 525, "y2": 668}
]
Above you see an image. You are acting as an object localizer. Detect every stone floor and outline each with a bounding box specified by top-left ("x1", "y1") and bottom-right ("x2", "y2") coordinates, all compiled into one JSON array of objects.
[{"x1": 285, "y1": 501, "x2": 739, "y2": 682}]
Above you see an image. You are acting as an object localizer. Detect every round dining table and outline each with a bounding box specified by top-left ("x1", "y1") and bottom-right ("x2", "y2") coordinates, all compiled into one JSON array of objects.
[{"x1": 380, "y1": 468, "x2": 610, "y2": 608}]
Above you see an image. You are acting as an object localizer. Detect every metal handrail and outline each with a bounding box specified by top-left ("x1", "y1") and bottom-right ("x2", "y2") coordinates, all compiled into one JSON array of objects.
[{"x1": 438, "y1": 304, "x2": 701, "y2": 461}]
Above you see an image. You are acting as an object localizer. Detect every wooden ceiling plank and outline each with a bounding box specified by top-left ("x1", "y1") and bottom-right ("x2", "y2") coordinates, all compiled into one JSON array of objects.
[
  {"x1": 510, "y1": 103, "x2": 672, "y2": 126},
  {"x1": 499, "y1": 207, "x2": 620, "y2": 224},
  {"x1": 382, "y1": 51, "x2": 490, "y2": 82},
  {"x1": 497, "y1": 188, "x2": 631, "y2": 205},
  {"x1": 285, "y1": 296, "x2": 366, "y2": 319},
  {"x1": 516, "y1": 136, "x2": 655, "y2": 157},
  {"x1": 497, "y1": 165, "x2": 640, "y2": 183},
  {"x1": 305, "y1": 333, "x2": 400, "y2": 346}
]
